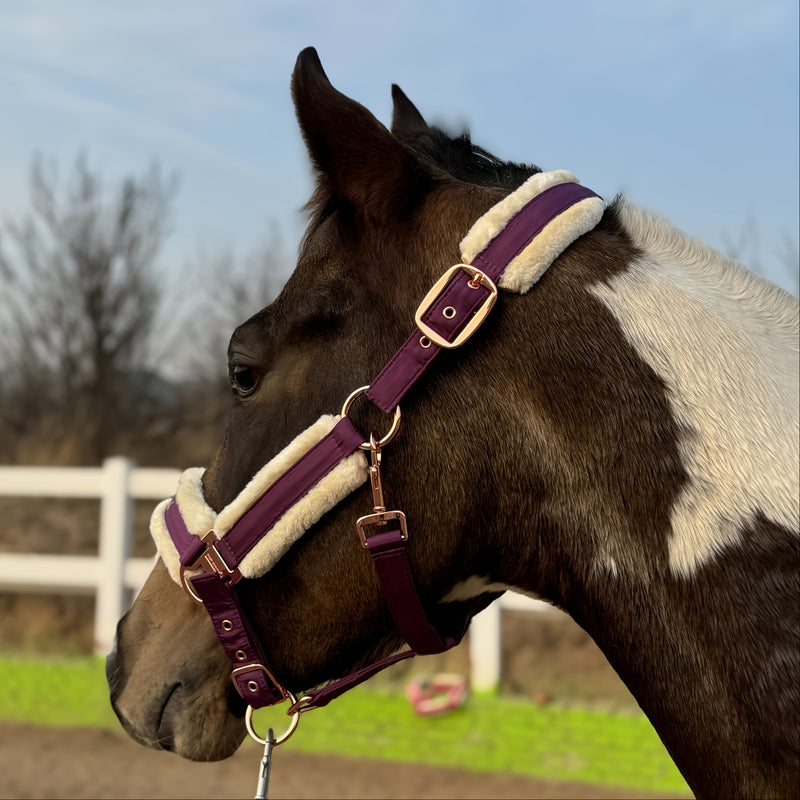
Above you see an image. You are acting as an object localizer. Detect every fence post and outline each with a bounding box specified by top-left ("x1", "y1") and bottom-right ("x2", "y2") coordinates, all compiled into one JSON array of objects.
[
  {"x1": 95, "y1": 457, "x2": 134, "y2": 655},
  {"x1": 469, "y1": 600, "x2": 502, "y2": 692}
]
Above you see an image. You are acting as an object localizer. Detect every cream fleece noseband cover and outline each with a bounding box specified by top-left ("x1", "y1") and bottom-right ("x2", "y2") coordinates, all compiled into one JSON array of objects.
[
  {"x1": 150, "y1": 171, "x2": 604, "y2": 584},
  {"x1": 151, "y1": 415, "x2": 368, "y2": 583}
]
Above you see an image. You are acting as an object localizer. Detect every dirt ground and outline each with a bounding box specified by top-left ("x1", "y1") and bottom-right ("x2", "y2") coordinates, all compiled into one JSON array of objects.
[{"x1": 0, "y1": 723, "x2": 680, "y2": 800}]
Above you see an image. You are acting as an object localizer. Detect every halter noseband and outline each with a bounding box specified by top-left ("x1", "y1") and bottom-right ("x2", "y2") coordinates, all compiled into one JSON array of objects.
[{"x1": 154, "y1": 171, "x2": 603, "y2": 725}]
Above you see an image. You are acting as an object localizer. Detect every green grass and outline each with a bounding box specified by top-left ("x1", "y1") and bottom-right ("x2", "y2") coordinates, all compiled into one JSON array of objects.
[
  {"x1": 1, "y1": 656, "x2": 117, "y2": 728},
  {"x1": 0, "y1": 656, "x2": 690, "y2": 795}
]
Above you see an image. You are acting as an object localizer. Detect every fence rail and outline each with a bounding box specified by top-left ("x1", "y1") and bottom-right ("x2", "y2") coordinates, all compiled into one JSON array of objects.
[{"x1": 0, "y1": 458, "x2": 549, "y2": 689}]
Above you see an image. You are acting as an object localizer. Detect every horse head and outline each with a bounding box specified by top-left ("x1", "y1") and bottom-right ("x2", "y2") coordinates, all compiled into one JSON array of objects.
[
  {"x1": 107, "y1": 47, "x2": 531, "y2": 760},
  {"x1": 108, "y1": 48, "x2": 799, "y2": 799}
]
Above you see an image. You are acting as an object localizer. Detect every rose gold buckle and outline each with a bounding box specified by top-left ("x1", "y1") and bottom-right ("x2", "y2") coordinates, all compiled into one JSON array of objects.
[
  {"x1": 356, "y1": 510, "x2": 408, "y2": 548},
  {"x1": 414, "y1": 264, "x2": 498, "y2": 349},
  {"x1": 355, "y1": 436, "x2": 409, "y2": 547},
  {"x1": 231, "y1": 662, "x2": 289, "y2": 701},
  {"x1": 180, "y1": 531, "x2": 242, "y2": 603}
]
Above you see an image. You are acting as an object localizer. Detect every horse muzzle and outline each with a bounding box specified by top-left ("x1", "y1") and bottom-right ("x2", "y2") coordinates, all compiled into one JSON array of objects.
[{"x1": 106, "y1": 563, "x2": 247, "y2": 761}]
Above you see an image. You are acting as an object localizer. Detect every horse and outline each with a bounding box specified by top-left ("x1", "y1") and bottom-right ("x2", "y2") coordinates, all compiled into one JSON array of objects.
[{"x1": 106, "y1": 47, "x2": 800, "y2": 799}]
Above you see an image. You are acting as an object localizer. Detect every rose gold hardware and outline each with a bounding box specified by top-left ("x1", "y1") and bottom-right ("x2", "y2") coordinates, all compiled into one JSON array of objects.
[
  {"x1": 231, "y1": 663, "x2": 288, "y2": 700},
  {"x1": 357, "y1": 509, "x2": 408, "y2": 547},
  {"x1": 179, "y1": 566, "x2": 204, "y2": 603},
  {"x1": 419, "y1": 335, "x2": 432, "y2": 349},
  {"x1": 222, "y1": 619, "x2": 233, "y2": 631},
  {"x1": 356, "y1": 436, "x2": 409, "y2": 547},
  {"x1": 468, "y1": 273, "x2": 483, "y2": 289},
  {"x1": 443, "y1": 306, "x2": 456, "y2": 319},
  {"x1": 179, "y1": 530, "x2": 242, "y2": 603},
  {"x1": 247, "y1": 681, "x2": 259, "y2": 693},
  {"x1": 235, "y1": 650, "x2": 247, "y2": 661},
  {"x1": 367, "y1": 436, "x2": 386, "y2": 514},
  {"x1": 246, "y1": 693, "x2": 303, "y2": 747},
  {"x1": 287, "y1": 694, "x2": 314, "y2": 715},
  {"x1": 340, "y1": 385, "x2": 402, "y2": 450},
  {"x1": 415, "y1": 263, "x2": 498, "y2": 349}
]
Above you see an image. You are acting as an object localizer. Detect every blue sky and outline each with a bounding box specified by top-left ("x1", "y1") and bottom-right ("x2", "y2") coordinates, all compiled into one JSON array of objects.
[{"x1": 0, "y1": 0, "x2": 797, "y2": 294}]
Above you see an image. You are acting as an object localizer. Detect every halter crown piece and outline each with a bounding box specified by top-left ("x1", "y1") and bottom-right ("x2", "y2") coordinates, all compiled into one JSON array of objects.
[{"x1": 151, "y1": 171, "x2": 604, "y2": 720}]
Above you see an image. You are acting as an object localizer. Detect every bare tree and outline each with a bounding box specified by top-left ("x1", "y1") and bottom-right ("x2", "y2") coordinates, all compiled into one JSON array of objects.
[
  {"x1": 776, "y1": 232, "x2": 799, "y2": 297},
  {"x1": 0, "y1": 153, "x2": 178, "y2": 463},
  {"x1": 184, "y1": 222, "x2": 289, "y2": 381},
  {"x1": 722, "y1": 216, "x2": 799, "y2": 297}
]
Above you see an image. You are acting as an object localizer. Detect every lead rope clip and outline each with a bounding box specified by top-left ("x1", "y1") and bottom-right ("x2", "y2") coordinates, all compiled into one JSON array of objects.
[
  {"x1": 246, "y1": 696, "x2": 304, "y2": 800},
  {"x1": 253, "y1": 730, "x2": 273, "y2": 800}
]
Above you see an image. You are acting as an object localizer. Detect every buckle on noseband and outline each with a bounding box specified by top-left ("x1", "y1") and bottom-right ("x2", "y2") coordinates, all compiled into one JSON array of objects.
[
  {"x1": 180, "y1": 531, "x2": 242, "y2": 603},
  {"x1": 232, "y1": 662, "x2": 288, "y2": 700},
  {"x1": 414, "y1": 264, "x2": 498, "y2": 349}
]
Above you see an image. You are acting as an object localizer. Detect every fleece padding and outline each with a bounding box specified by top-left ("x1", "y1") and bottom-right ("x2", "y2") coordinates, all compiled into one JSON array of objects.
[
  {"x1": 460, "y1": 170, "x2": 605, "y2": 293},
  {"x1": 151, "y1": 415, "x2": 368, "y2": 584}
]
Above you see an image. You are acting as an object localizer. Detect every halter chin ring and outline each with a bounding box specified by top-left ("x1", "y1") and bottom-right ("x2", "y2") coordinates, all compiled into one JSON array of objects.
[
  {"x1": 245, "y1": 693, "x2": 304, "y2": 747},
  {"x1": 340, "y1": 385, "x2": 401, "y2": 450}
]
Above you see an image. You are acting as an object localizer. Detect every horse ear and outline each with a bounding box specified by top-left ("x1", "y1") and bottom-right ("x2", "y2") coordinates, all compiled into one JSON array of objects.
[
  {"x1": 391, "y1": 84, "x2": 429, "y2": 139},
  {"x1": 291, "y1": 47, "x2": 427, "y2": 217}
]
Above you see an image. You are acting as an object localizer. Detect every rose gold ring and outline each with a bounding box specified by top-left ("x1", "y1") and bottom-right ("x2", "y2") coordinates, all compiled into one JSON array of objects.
[
  {"x1": 245, "y1": 693, "x2": 304, "y2": 747},
  {"x1": 340, "y1": 385, "x2": 402, "y2": 450}
]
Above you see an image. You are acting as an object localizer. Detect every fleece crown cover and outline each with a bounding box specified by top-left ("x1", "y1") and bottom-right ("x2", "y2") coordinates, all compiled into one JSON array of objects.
[{"x1": 460, "y1": 170, "x2": 605, "y2": 293}]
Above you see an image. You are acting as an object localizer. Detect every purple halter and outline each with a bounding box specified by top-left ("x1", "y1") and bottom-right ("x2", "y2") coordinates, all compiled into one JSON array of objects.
[{"x1": 164, "y1": 180, "x2": 602, "y2": 717}]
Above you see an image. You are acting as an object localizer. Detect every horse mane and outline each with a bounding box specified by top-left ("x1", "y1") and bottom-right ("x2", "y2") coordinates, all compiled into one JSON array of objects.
[
  {"x1": 303, "y1": 125, "x2": 541, "y2": 229},
  {"x1": 617, "y1": 201, "x2": 799, "y2": 325},
  {"x1": 405, "y1": 126, "x2": 541, "y2": 190}
]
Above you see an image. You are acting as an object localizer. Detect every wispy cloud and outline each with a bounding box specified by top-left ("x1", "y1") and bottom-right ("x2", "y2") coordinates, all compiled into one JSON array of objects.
[
  {"x1": 0, "y1": 1, "x2": 281, "y2": 122},
  {"x1": 12, "y1": 65, "x2": 264, "y2": 178},
  {"x1": 0, "y1": 0, "x2": 795, "y2": 292}
]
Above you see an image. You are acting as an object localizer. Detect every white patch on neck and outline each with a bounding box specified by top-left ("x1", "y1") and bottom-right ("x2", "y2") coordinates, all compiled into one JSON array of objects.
[
  {"x1": 441, "y1": 576, "x2": 551, "y2": 605},
  {"x1": 441, "y1": 576, "x2": 513, "y2": 603},
  {"x1": 590, "y1": 202, "x2": 800, "y2": 578}
]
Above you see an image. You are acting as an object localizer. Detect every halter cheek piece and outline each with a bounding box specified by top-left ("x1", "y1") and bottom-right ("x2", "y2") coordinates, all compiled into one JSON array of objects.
[{"x1": 152, "y1": 171, "x2": 603, "y2": 728}]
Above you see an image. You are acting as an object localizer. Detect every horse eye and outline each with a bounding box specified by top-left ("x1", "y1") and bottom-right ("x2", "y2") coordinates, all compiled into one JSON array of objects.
[{"x1": 229, "y1": 364, "x2": 258, "y2": 396}]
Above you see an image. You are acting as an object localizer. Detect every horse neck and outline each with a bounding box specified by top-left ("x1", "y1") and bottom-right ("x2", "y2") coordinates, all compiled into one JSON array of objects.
[
  {"x1": 471, "y1": 224, "x2": 799, "y2": 798},
  {"x1": 553, "y1": 521, "x2": 799, "y2": 800},
  {"x1": 487, "y1": 428, "x2": 799, "y2": 799}
]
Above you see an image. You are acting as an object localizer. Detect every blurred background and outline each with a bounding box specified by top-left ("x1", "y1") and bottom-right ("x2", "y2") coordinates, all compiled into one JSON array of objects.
[{"x1": 0, "y1": 1, "x2": 796, "y2": 797}]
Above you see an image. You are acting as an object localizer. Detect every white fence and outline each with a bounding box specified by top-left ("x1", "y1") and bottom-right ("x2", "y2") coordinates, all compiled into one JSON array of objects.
[{"x1": 0, "y1": 458, "x2": 549, "y2": 690}]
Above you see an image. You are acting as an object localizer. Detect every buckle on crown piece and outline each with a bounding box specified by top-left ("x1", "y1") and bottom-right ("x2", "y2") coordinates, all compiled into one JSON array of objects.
[{"x1": 414, "y1": 264, "x2": 497, "y2": 349}]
